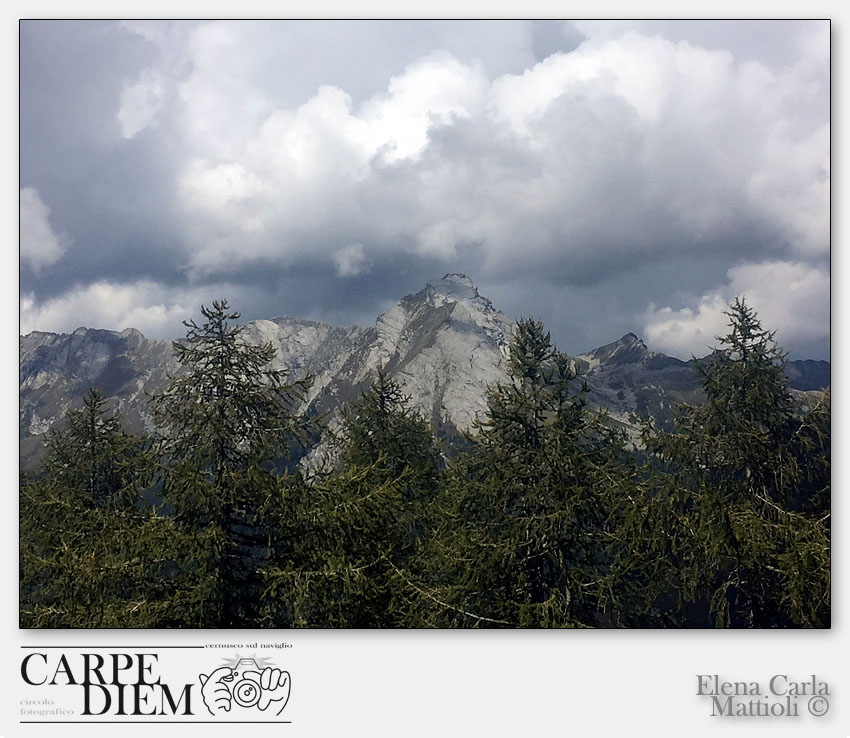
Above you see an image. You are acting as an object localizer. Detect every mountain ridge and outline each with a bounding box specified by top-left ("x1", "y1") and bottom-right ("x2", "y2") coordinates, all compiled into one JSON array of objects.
[{"x1": 20, "y1": 274, "x2": 830, "y2": 470}]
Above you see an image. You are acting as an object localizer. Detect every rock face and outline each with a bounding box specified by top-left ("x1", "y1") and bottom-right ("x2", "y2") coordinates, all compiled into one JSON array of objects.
[
  {"x1": 306, "y1": 274, "x2": 513, "y2": 434},
  {"x1": 573, "y1": 333, "x2": 701, "y2": 435},
  {"x1": 20, "y1": 327, "x2": 177, "y2": 469},
  {"x1": 19, "y1": 274, "x2": 830, "y2": 470}
]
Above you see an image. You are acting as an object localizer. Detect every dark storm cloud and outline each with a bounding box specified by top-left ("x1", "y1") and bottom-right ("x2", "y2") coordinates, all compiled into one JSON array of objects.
[
  {"x1": 20, "y1": 21, "x2": 155, "y2": 153},
  {"x1": 209, "y1": 252, "x2": 463, "y2": 330},
  {"x1": 20, "y1": 21, "x2": 188, "y2": 298},
  {"x1": 531, "y1": 20, "x2": 585, "y2": 61},
  {"x1": 20, "y1": 20, "x2": 829, "y2": 360},
  {"x1": 21, "y1": 132, "x2": 189, "y2": 298},
  {"x1": 20, "y1": 20, "x2": 538, "y2": 298},
  {"x1": 487, "y1": 255, "x2": 740, "y2": 355}
]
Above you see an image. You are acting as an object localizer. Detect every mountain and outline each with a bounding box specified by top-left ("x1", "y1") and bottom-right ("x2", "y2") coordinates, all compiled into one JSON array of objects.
[
  {"x1": 573, "y1": 333, "x2": 700, "y2": 435},
  {"x1": 784, "y1": 359, "x2": 831, "y2": 391},
  {"x1": 19, "y1": 274, "x2": 830, "y2": 470},
  {"x1": 304, "y1": 274, "x2": 512, "y2": 433}
]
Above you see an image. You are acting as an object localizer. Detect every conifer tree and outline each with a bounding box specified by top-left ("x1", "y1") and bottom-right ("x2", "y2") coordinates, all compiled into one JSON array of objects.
[
  {"x1": 413, "y1": 319, "x2": 631, "y2": 627},
  {"x1": 153, "y1": 300, "x2": 311, "y2": 484},
  {"x1": 39, "y1": 387, "x2": 143, "y2": 509},
  {"x1": 261, "y1": 465, "x2": 404, "y2": 627},
  {"x1": 20, "y1": 388, "x2": 200, "y2": 627},
  {"x1": 644, "y1": 298, "x2": 830, "y2": 627},
  {"x1": 262, "y1": 371, "x2": 441, "y2": 627},
  {"x1": 152, "y1": 300, "x2": 312, "y2": 627},
  {"x1": 339, "y1": 370, "x2": 440, "y2": 506}
]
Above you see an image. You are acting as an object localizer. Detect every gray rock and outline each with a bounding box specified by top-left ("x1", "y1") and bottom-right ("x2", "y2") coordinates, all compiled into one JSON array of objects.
[{"x1": 19, "y1": 274, "x2": 830, "y2": 471}]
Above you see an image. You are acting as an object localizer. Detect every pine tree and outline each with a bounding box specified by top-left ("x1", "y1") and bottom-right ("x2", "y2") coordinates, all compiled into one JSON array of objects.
[
  {"x1": 644, "y1": 298, "x2": 830, "y2": 627},
  {"x1": 151, "y1": 300, "x2": 312, "y2": 627}
]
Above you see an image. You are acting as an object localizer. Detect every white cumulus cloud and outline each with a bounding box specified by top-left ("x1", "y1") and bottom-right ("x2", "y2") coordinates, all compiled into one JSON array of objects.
[
  {"x1": 20, "y1": 188, "x2": 67, "y2": 273},
  {"x1": 643, "y1": 260, "x2": 830, "y2": 358},
  {"x1": 332, "y1": 243, "x2": 369, "y2": 277},
  {"x1": 137, "y1": 25, "x2": 828, "y2": 282},
  {"x1": 21, "y1": 281, "x2": 196, "y2": 338},
  {"x1": 22, "y1": 21, "x2": 829, "y2": 358}
]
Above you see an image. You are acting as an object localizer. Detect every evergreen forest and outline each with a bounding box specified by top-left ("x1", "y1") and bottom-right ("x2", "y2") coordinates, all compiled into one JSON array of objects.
[{"x1": 20, "y1": 298, "x2": 830, "y2": 628}]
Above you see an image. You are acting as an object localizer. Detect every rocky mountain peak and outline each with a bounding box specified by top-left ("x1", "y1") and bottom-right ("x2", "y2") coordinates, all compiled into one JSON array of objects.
[
  {"x1": 19, "y1": 275, "x2": 830, "y2": 473},
  {"x1": 326, "y1": 275, "x2": 513, "y2": 438},
  {"x1": 426, "y1": 273, "x2": 477, "y2": 299},
  {"x1": 403, "y1": 272, "x2": 496, "y2": 315},
  {"x1": 375, "y1": 274, "x2": 504, "y2": 357},
  {"x1": 586, "y1": 332, "x2": 651, "y2": 366}
]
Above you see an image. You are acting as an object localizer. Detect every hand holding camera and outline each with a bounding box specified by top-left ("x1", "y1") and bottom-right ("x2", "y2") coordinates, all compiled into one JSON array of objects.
[{"x1": 200, "y1": 659, "x2": 291, "y2": 715}]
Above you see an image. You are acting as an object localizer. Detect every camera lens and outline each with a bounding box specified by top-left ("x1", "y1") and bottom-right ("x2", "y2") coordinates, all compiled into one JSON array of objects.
[{"x1": 233, "y1": 679, "x2": 261, "y2": 708}]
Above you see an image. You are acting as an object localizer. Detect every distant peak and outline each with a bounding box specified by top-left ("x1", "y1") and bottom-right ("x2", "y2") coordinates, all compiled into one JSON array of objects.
[
  {"x1": 442, "y1": 272, "x2": 473, "y2": 284},
  {"x1": 418, "y1": 274, "x2": 480, "y2": 302},
  {"x1": 388, "y1": 274, "x2": 504, "y2": 324},
  {"x1": 589, "y1": 332, "x2": 650, "y2": 365},
  {"x1": 427, "y1": 273, "x2": 477, "y2": 295}
]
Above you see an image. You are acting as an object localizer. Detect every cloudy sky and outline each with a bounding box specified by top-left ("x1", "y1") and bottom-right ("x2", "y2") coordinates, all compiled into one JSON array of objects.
[{"x1": 19, "y1": 20, "x2": 830, "y2": 359}]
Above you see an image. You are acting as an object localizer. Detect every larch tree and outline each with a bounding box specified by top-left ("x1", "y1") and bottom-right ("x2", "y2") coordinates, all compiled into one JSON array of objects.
[
  {"x1": 262, "y1": 371, "x2": 441, "y2": 627},
  {"x1": 152, "y1": 300, "x2": 313, "y2": 627},
  {"x1": 413, "y1": 319, "x2": 634, "y2": 628},
  {"x1": 644, "y1": 297, "x2": 830, "y2": 627},
  {"x1": 20, "y1": 388, "x2": 197, "y2": 627}
]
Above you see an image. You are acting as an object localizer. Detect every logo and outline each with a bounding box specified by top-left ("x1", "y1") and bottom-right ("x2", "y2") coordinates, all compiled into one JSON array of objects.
[
  {"x1": 19, "y1": 647, "x2": 293, "y2": 723},
  {"x1": 20, "y1": 652, "x2": 193, "y2": 716},
  {"x1": 199, "y1": 658, "x2": 290, "y2": 716}
]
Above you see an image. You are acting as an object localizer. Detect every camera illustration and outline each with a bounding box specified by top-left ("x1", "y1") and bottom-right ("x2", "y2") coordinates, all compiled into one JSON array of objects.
[
  {"x1": 229, "y1": 658, "x2": 264, "y2": 708},
  {"x1": 199, "y1": 658, "x2": 291, "y2": 716}
]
